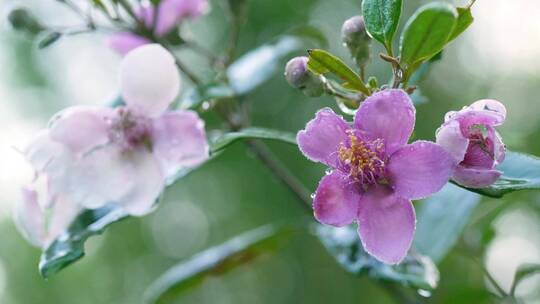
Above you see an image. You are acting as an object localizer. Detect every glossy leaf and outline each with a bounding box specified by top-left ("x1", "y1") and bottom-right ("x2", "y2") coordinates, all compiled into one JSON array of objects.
[
  {"x1": 361, "y1": 0, "x2": 402, "y2": 52},
  {"x1": 227, "y1": 36, "x2": 302, "y2": 95},
  {"x1": 307, "y1": 49, "x2": 369, "y2": 95},
  {"x1": 448, "y1": 6, "x2": 474, "y2": 42},
  {"x1": 315, "y1": 224, "x2": 439, "y2": 291},
  {"x1": 510, "y1": 263, "x2": 540, "y2": 296},
  {"x1": 399, "y1": 2, "x2": 457, "y2": 69},
  {"x1": 414, "y1": 183, "x2": 481, "y2": 262},
  {"x1": 144, "y1": 225, "x2": 293, "y2": 304},
  {"x1": 459, "y1": 151, "x2": 540, "y2": 198},
  {"x1": 39, "y1": 206, "x2": 128, "y2": 278},
  {"x1": 210, "y1": 127, "x2": 297, "y2": 153},
  {"x1": 178, "y1": 82, "x2": 236, "y2": 109}
]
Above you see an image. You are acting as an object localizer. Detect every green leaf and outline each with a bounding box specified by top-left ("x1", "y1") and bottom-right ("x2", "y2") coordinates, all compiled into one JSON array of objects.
[
  {"x1": 39, "y1": 206, "x2": 128, "y2": 278},
  {"x1": 361, "y1": 0, "x2": 403, "y2": 52},
  {"x1": 38, "y1": 31, "x2": 62, "y2": 49},
  {"x1": 227, "y1": 36, "x2": 303, "y2": 95},
  {"x1": 307, "y1": 49, "x2": 369, "y2": 95},
  {"x1": 458, "y1": 151, "x2": 540, "y2": 198},
  {"x1": 210, "y1": 127, "x2": 297, "y2": 153},
  {"x1": 315, "y1": 224, "x2": 439, "y2": 291},
  {"x1": 448, "y1": 6, "x2": 474, "y2": 42},
  {"x1": 178, "y1": 82, "x2": 236, "y2": 110},
  {"x1": 510, "y1": 263, "x2": 540, "y2": 296},
  {"x1": 144, "y1": 225, "x2": 293, "y2": 304},
  {"x1": 414, "y1": 183, "x2": 480, "y2": 262},
  {"x1": 399, "y1": 2, "x2": 457, "y2": 69}
]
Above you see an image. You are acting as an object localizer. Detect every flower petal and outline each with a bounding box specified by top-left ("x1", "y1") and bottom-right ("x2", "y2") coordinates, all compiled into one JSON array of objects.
[
  {"x1": 107, "y1": 32, "x2": 151, "y2": 56},
  {"x1": 354, "y1": 89, "x2": 415, "y2": 155},
  {"x1": 493, "y1": 130, "x2": 506, "y2": 164},
  {"x1": 313, "y1": 171, "x2": 360, "y2": 227},
  {"x1": 387, "y1": 141, "x2": 456, "y2": 200},
  {"x1": 436, "y1": 120, "x2": 469, "y2": 163},
  {"x1": 120, "y1": 44, "x2": 181, "y2": 117},
  {"x1": 452, "y1": 165, "x2": 502, "y2": 188},
  {"x1": 469, "y1": 99, "x2": 506, "y2": 125},
  {"x1": 356, "y1": 186, "x2": 415, "y2": 264},
  {"x1": 175, "y1": 0, "x2": 210, "y2": 18},
  {"x1": 49, "y1": 106, "x2": 112, "y2": 155},
  {"x1": 136, "y1": 2, "x2": 179, "y2": 36},
  {"x1": 151, "y1": 110, "x2": 209, "y2": 177},
  {"x1": 297, "y1": 108, "x2": 350, "y2": 168},
  {"x1": 462, "y1": 141, "x2": 496, "y2": 169},
  {"x1": 45, "y1": 195, "x2": 81, "y2": 247},
  {"x1": 13, "y1": 187, "x2": 46, "y2": 248}
]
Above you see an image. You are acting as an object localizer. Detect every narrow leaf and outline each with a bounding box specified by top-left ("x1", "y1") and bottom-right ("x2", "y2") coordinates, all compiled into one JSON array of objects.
[
  {"x1": 39, "y1": 206, "x2": 128, "y2": 278},
  {"x1": 144, "y1": 225, "x2": 293, "y2": 304},
  {"x1": 315, "y1": 224, "x2": 439, "y2": 291},
  {"x1": 414, "y1": 183, "x2": 480, "y2": 262},
  {"x1": 399, "y1": 2, "x2": 457, "y2": 69},
  {"x1": 307, "y1": 49, "x2": 369, "y2": 95},
  {"x1": 361, "y1": 0, "x2": 402, "y2": 52},
  {"x1": 448, "y1": 6, "x2": 474, "y2": 42},
  {"x1": 210, "y1": 127, "x2": 297, "y2": 153},
  {"x1": 459, "y1": 151, "x2": 540, "y2": 198}
]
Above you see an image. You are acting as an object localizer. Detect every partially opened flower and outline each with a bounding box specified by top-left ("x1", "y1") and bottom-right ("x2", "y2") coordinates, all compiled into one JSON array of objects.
[
  {"x1": 436, "y1": 99, "x2": 506, "y2": 188},
  {"x1": 108, "y1": 0, "x2": 210, "y2": 55},
  {"x1": 297, "y1": 89, "x2": 456, "y2": 264},
  {"x1": 22, "y1": 44, "x2": 209, "y2": 217}
]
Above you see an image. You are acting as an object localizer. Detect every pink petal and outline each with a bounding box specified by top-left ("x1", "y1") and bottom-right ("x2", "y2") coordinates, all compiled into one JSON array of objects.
[
  {"x1": 297, "y1": 108, "x2": 350, "y2": 168},
  {"x1": 462, "y1": 141, "x2": 496, "y2": 169},
  {"x1": 354, "y1": 89, "x2": 415, "y2": 155},
  {"x1": 107, "y1": 32, "x2": 151, "y2": 56},
  {"x1": 136, "y1": 3, "x2": 179, "y2": 36},
  {"x1": 452, "y1": 165, "x2": 502, "y2": 188},
  {"x1": 436, "y1": 120, "x2": 469, "y2": 163},
  {"x1": 387, "y1": 141, "x2": 456, "y2": 200},
  {"x1": 45, "y1": 195, "x2": 81, "y2": 247},
  {"x1": 151, "y1": 110, "x2": 209, "y2": 178},
  {"x1": 25, "y1": 130, "x2": 69, "y2": 173},
  {"x1": 356, "y1": 186, "x2": 415, "y2": 264},
  {"x1": 64, "y1": 145, "x2": 139, "y2": 209},
  {"x1": 313, "y1": 171, "x2": 360, "y2": 227},
  {"x1": 49, "y1": 106, "x2": 113, "y2": 155},
  {"x1": 13, "y1": 187, "x2": 46, "y2": 247},
  {"x1": 115, "y1": 150, "x2": 165, "y2": 216},
  {"x1": 120, "y1": 44, "x2": 181, "y2": 117},
  {"x1": 469, "y1": 99, "x2": 506, "y2": 125},
  {"x1": 174, "y1": 0, "x2": 210, "y2": 18}
]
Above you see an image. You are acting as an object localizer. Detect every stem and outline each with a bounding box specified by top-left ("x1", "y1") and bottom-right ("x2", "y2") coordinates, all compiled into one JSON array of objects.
[{"x1": 245, "y1": 140, "x2": 312, "y2": 212}]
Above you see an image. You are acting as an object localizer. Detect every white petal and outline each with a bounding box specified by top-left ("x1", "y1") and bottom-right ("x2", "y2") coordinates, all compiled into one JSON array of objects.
[
  {"x1": 120, "y1": 44, "x2": 181, "y2": 117},
  {"x1": 13, "y1": 188, "x2": 46, "y2": 248}
]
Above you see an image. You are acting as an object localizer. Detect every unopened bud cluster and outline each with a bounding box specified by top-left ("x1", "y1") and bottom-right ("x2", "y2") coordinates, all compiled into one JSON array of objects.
[
  {"x1": 284, "y1": 56, "x2": 324, "y2": 97},
  {"x1": 341, "y1": 16, "x2": 371, "y2": 67}
]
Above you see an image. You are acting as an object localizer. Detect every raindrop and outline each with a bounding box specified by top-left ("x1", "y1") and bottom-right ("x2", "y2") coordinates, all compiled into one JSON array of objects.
[
  {"x1": 201, "y1": 101, "x2": 210, "y2": 111},
  {"x1": 417, "y1": 289, "x2": 432, "y2": 298},
  {"x1": 310, "y1": 193, "x2": 316, "y2": 199},
  {"x1": 325, "y1": 168, "x2": 333, "y2": 175}
]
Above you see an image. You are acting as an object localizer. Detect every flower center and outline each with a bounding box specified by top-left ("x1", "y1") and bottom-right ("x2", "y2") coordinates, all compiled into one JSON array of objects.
[
  {"x1": 108, "y1": 108, "x2": 152, "y2": 151},
  {"x1": 468, "y1": 124, "x2": 494, "y2": 159},
  {"x1": 337, "y1": 130, "x2": 387, "y2": 187}
]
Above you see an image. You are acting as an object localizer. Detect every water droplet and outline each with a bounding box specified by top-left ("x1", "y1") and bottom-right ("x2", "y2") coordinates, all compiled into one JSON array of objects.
[
  {"x1": 325, "y1": 168, "x2": 333, "y2": 175},
  {"x1": 310, "y1": 193, "x2": 316, "y2": 199},
  {"x1": 201, "y1": 101, "x2": 210, "y2": 110},
  {"x1": 417, "y1": 289, "x2": 432, "y2": 298}
]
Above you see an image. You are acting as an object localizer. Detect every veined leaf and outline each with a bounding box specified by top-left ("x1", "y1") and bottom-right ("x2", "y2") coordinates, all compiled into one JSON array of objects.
[
  {"x1": 144, "y1": 225, "x2": 293, "y2": 304},
  {"x1": 307, "y1": 49, "x2": 369, "y2": 95},
  {"x1": 361, "y1": 0, "x2": 402, "y2": 53},
  {"x1": 459, "y1": 151, "x2": 540, "y2": 198},
  {"x1": 210, "y1": 127, "x2": 297, "y2": 153},
  {"x1": 399, "y1": 2, "x2": 457, "y2": 69}
]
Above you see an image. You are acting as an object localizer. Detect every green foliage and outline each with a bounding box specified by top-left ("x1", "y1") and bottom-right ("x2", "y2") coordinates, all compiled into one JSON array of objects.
[
  {"x1": 210, "y1": 128, "x2": 297, "y2": 154},
  {"x1": 144, "y1": 225, "x2": 293, "y2": 303},
  {"x1": 448, "y1": 6, "x2": 474, "y2": 42},
  {"x1": 178, "y1": 82, "x2": 236, "y2": 110},
  {"x1": 307, "y1": 49, "x2": 369, "y2": 95},
  {"x1": 361, "y1": 0, "x2": 402, "y2": 53},
  {"x1": 399, "y1": 2, "x2": 457, "y2": 72}
]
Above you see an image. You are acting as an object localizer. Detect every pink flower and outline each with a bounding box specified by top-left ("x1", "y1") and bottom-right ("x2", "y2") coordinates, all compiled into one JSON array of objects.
[
  {"x1": 20, "y1": 44, "x2": 209, "y2": 218},
  {"x1": 297, "y1": 89, "x2": 456, "y2": 264},
  {"x1": 436, "y1": 99, "x2": 506, "y2": 188},
  {"x1": 108, "y1": 0, "x2": 210, "y2": 55}
]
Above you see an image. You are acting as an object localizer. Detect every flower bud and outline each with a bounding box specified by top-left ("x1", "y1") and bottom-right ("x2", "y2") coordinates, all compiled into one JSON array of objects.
[
  {"x1": 7, "y1": 7, "x2": 44, "y2": 36},
  {"x1": 284, "y1": 57, "x2": 324, "y2": 97},
  {"x1": 341, "y1": 16, "x2": 371, "y2": 67}
]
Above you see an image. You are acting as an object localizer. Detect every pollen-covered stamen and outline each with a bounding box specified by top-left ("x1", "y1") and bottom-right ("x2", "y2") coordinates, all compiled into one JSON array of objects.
[
  {"x1": 337, "y1": 130, "x2": 386, "y2": 186},
  {"x1": 108, "y1": 107, "x2": 152, "y2": 150}
]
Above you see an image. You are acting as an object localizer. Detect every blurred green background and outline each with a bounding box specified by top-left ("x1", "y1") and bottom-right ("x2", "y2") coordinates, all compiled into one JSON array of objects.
[{"x1": 0, "y1": 0, "x2": 539, "y2": 303}]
